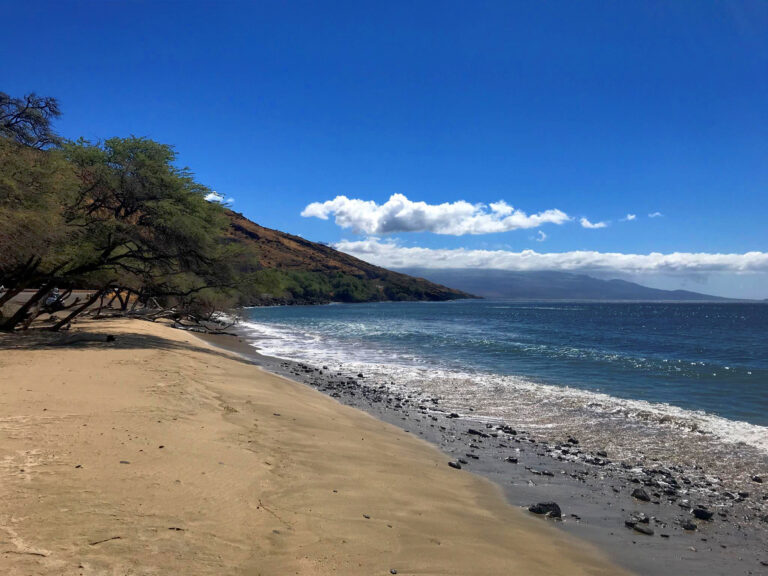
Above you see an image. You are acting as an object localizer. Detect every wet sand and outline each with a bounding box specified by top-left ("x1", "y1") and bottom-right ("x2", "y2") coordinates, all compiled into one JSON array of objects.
[{"x1": 0, "y1": 318, "x2": 625, "y2": 575}]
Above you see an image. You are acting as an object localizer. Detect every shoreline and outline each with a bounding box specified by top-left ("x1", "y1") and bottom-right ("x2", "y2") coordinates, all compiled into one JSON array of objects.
[
  {"x1": 0, "y1": 318, "x2": 625, "y2": 575},
  {"x1": 197, "y1": 324, "x2": 768, "y2": 575}
]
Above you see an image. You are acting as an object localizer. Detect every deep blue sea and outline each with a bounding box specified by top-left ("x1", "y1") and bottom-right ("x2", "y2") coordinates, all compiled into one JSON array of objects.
[{"x1": 242, "y1": 301, "x2": 768, "y2": 476}]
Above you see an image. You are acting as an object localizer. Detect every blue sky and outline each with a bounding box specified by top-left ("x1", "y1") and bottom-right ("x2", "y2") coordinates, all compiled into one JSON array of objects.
[{"x1": 2, "y1": 1, "x2": 767, "y2": 297}]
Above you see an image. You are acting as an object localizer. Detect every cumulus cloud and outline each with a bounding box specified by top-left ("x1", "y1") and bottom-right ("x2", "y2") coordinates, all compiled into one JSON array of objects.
[
  {"x1": 301, "y1": 193, "x2": 571, "y2": 235},
  {"x1": 334, "y1": 237, "x2": 768, "y2": 274},
  {"x1": 204, "y1": 191, "x2": 234, "y2": 204},
  {"x1": 622, "y1": 214, "x2": 636, "y2": 221},
  {"x1": 648, "y1": 211, "x2": 663, "y2": 218},
  {"x1": 580, "y1": 217, "x2": 608, "y2": 229}
]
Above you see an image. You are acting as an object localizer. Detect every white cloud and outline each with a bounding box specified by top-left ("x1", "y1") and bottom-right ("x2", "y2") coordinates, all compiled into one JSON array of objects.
[
  {"x1": 204, "y1": 191, "x2": 234, "y2": 204},
  {"x1": 301, "y1": 193, "x2": 571, "y2": 235},
  {"x1": 623, "y1": 214, "x2": 636, "y2": 221},
  {"x1": 580, "y1": 217, "x2": 608, "y2": 229},
  {"x1": 334, "y1": 237, "x2": 768, "y2": 274},
  {"x1": 648, "y1": 211, "x2": 663, "y2": 218},
  {"x1": 535, "y1": 230, "x2": 547, "y2": 242}
]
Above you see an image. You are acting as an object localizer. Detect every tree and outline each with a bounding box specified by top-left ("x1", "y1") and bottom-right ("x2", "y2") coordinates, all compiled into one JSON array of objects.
[
  {"x1": 0, "y1": 136, "x2": 256, "y2": 331},
  {"x1": 0, "y1": 92, "x2": 62, "y2": 149},
  {"x1": 0, "y1": 137, "x2": 78, "y2": 308},
  {"x1": 0, "y1": 91, "x2": 70, "y2": 306}
]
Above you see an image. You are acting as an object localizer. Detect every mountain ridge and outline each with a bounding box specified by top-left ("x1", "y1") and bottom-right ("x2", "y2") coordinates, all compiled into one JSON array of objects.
[
  {"x1": 394, "y1": 268, "x2": 733, "y2": 301},
  {"x1": 226, "y1": 211, "x2": 473, "y2": 305}
]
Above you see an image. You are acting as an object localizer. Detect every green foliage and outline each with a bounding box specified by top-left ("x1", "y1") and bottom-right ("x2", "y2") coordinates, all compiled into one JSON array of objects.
[
  {"x1": 61, "y1": 137, "x2": 229, "y2": 281},
  {"x1": 242, "y1": 269, "x2": 440, "y2": 305},
  {"x1": 0, "y1": 138, "x2": 79, "y2": 276},
  {"x1": 1, "y1": 127, "x2": 258, "y2": 329},
  {"x1": 0, "y1": 92, "x2": 62, "y2": 149}
]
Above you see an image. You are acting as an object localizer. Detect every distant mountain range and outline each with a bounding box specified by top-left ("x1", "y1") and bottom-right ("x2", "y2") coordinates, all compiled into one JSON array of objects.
[
  {"x1": 396, "y1": 268, "x2": 731, "y2": 301},
  {"x1": 223, "y1": 212, "x2": 732, "y2": 304},
  {"x1": 226, "y1": 212, "x2": 471, "y2": 305}
]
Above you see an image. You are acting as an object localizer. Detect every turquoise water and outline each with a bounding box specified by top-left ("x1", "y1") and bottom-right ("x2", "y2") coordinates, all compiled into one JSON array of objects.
[{"x1": 242, "y1": 301, "x2": 768, "y2": 460}]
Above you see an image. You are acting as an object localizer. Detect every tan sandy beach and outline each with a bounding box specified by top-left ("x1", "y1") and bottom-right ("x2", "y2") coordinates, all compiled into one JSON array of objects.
[{"x1": 0, "y1": 318, "x2": 628, "y2": 575}]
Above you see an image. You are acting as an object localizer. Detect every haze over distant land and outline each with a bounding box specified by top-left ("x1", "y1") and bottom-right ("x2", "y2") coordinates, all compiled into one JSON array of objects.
[
  {"x1": 330, "y1": 238, "x2": 768, "y2": 299},
  {"x1": 396, "y1": 269, "x2": 733, "y2": 301}
]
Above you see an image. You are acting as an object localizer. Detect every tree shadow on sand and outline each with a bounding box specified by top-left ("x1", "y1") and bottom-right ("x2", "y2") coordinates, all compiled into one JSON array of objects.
[{"x1": 0, "y1": 324, "x2": 264, "y2": 367}]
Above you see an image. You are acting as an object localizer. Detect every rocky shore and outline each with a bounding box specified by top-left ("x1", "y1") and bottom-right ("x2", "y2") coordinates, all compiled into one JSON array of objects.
[{"x1": 240, "y1": 351, "x2": 768, "y2": 575}]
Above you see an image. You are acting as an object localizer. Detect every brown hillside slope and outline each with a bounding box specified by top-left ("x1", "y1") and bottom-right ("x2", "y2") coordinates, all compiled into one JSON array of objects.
[{"x1": 226, "y1": 211, "x2": 473, "y2": 304}]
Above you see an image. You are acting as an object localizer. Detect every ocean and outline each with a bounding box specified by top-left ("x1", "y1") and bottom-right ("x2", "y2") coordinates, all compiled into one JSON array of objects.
[{"x1": 241, "y1": 300, "x2": 768, "y2": 483}]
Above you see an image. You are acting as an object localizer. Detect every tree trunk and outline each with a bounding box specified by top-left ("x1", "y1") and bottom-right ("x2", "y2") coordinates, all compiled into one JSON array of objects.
[
  {"x1": 106, "y1": 290, "x2": 120, "y2": 309},
  {"x1": 0, "y1": 256, "x2": 42, "y2": 308},
  {"x1": 0, "y1": 285, "x2": 25, "y2": 309},
  {"x1": 50, "y1": 287, "x2": 109, "y2": 331},
  {"x1": 116, "y1": 289, "x2": 128, "y2": 310},
  {"x1": 130, "y1": 290, "x2": 144, "y2": 312},
  {"x1": 0, "y1": 281, "x2": 55, "y2": 332}
]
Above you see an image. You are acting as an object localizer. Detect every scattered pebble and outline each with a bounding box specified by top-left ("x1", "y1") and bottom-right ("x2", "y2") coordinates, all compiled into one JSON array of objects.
[
  {"x1": 631, "y1": 488, "x2": 651, "y2": 502},
  {"x1": 528, "y1": 502, "x2": 562, "y2": 518},
  {"x1": 680, "y1": 520, "x2": 697, "y2": 531}
]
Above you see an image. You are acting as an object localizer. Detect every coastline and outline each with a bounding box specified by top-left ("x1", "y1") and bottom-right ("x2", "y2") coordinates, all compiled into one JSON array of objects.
[
  {"x1": 0, "y1": 318, "x2": 625, "y2": 575},
  {"x1": 198, "y1": 321, "x2": 768, "y2": 575}
]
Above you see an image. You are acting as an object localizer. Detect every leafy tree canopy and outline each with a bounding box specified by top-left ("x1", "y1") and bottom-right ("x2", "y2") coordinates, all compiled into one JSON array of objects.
[
  {"x1": 0, "y1": 91, "x2": 257, "y2": 330},
  {"x1": 0, "y1": 92, "x2": 62, "y2": 149}
]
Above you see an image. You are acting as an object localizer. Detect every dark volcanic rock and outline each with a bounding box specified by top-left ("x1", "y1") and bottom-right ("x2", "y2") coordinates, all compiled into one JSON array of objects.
[
  {"x1": 633, "y1": 524, "x2": 654, "y2": 536},
  {"x1": 631, "y1": 488, "x2": 651, "y2": 502},
  {"x1": 693, "y1": 507, "x2": 714, "y2": 521},
  {"x1": 625, "y1": 513, "x2": 650, "y2": 528},
  {"x1": 680, "y1": 520, "x2": 697, "y2": 531},
  {"x1": 448, "y1": 461, "x2": 462, "y2": 470},
  {"x1": 751, "y1": 475, "x2": 763, "y2": 483},
  {"x1": 528, "y1": 502, "x2": 562, "y2": 518},
  {"x1": 584, "y1": 456, "x2": 609, "y2": 466}
]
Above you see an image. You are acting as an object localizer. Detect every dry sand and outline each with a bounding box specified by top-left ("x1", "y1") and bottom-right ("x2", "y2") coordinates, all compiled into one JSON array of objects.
[{"x1": 0, "y1": 318, "x2": 629, "y2": 575}]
